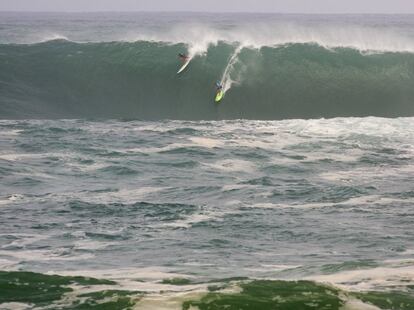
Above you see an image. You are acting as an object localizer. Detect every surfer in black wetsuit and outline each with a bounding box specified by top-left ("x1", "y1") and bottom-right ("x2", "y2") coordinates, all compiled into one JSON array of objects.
[{"x1": 178, "y1": 53, "x2": 189, "y2": 62}]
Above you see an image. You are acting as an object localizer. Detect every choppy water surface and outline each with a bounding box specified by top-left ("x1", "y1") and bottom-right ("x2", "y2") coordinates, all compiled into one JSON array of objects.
[{"x1": 0, "y1": 118, "x2": 414, "y2": 309}]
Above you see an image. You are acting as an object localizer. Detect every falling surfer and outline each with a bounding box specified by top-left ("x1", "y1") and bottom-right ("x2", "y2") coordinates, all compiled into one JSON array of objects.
[{"x1": 177, "y1": 53, "x2": 191, "y2": 74}]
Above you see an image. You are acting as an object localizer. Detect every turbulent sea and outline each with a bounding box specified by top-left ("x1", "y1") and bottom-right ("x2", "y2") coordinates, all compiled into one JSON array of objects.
[{"x1": 1, "y1": 12, "x2": 414, "y2": 310}]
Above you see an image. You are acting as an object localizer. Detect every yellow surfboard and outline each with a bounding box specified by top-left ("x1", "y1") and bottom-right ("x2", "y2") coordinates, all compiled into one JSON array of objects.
[{"x1": 215, "y1": 90, "x2": 224, "y2": 103}]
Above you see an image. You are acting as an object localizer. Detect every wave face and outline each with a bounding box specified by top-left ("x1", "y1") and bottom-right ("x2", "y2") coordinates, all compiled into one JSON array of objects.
[
  {"x1": 1, "y1": 40, "x2": 414, "y2": 119},
  {"x1": 1, "y1": 13, "x2": 414, "y2": 120}
]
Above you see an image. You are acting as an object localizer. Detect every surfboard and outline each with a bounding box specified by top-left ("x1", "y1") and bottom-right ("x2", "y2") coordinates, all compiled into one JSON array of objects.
[
  {"x1": 177, "y1": 58, "x2": 191, "y2": 74},
  {"x1": 215, "y1": 90, "x2": 224, "y2": 103}
]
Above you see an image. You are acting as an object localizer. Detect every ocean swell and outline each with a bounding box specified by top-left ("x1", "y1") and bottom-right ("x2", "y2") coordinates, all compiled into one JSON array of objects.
[{"x1": 1, "y1": 39, "x2": 414, "y2": 120}]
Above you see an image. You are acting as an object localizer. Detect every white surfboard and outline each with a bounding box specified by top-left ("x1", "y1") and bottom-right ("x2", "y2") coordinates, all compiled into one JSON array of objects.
[{"x1": 177, "y1": 58, "x2": 191, "y2": 74}]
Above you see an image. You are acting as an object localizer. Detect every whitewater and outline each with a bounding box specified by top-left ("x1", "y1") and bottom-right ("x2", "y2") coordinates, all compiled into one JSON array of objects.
[{"x1": 0, "y1": 12, "x2": 414, "y2": 310}]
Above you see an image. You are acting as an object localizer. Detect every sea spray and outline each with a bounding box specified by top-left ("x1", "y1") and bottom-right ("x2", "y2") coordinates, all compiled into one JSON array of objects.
[{"x1": 220, "y1": 45, "x2": 244, "y2": 94}]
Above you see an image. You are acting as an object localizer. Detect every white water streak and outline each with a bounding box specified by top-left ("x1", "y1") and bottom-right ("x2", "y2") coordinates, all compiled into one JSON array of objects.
[{"x1": 220, "y1": 45, "x2": 243, "y2": 94}]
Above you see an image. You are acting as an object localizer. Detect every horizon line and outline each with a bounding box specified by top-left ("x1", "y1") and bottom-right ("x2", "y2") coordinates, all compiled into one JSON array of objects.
[{"x1": 1, "y1": 10, "x2": 414, "y2": 15}]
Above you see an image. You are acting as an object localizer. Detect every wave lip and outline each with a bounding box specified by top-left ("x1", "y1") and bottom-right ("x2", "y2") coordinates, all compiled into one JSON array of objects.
[
  {"x1": 25, "y1": 23, "x2": 414, "y2": 54},
  {"x1": 2, "y1": 12, "x2": 414, "y2": 54},
  {"x1": 129, "y1": 23, "x2": 414, "y2": 54}
]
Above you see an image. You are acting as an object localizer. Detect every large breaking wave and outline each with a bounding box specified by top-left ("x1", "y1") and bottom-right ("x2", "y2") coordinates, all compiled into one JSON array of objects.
[{"x1": 1, "y1": 34, "x2": 414, "y2": 119}]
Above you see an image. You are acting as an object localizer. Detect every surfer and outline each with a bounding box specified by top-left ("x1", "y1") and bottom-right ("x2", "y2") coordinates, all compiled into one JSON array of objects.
[
  {"x1": 214, "y1": 81, "x2": 224, "y2": 103},
  {"x1": 178, "y1": 53, "x2": 189, "y2": 63},
  {"x1": 177, "y1": 53, "x2": 191, "y2": 74},
  {"x1": 215, "y1": 81, "x2": 223, "y2": 92}
]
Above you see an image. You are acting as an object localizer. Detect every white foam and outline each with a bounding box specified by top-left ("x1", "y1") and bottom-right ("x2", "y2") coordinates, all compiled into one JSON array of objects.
[
  {"x1": 222, "y1": 185, "x2": 251, "y2": 192},
  {"x1": 203, "y1": 159, "x2": 256, "y2": 173},
  {"x1": 341, "y1": 299, "x2": 382, "y2": 310},
  {"x1": 402, "y1": 249, "x2": 414, "y2": 255},
  {"x1": 220, "y1": 45, "x2": 244, "y2": 94},
  {"x1": 38, "y1": 187, "x2": 164, "y2": 206},
  {"x1": 254, "y1": 202, "x2": 339, "y2": 209},
  {"x1": 244, "y1": 264, "x2": 300, "y2": 273},
  {"x1": 0, "y1": 249, "x2": 94, "y2": 263},
  {"x1": 0, "y1": 258, "x2": 17, "y2": 269},
  {"x1": 134, "y1": 283, "x2": 242, "y2": 310},
  {"x1": 0, "y1": 194, "x2": 25, "y2": 206},
  {"x1": 308, "y1": 264, "x2": 414, "y2": 291},
  {"x1": 56, "y1": 267, "x2": 190, "y2": 282},
  {"x1": 129, "y1": 22, "x2": 414, "y2": 54},
  {"x1": 15, "y1": 171, "x2": 57, "y2": 180},
  {"x1": 295, "y1": 149, "x2": 364, "y2": 164},
  {"x1": 260, "y1": 264, "x2": 302, "y2": 270},
  {"x1": 73, "y1": 240, "x2": 117, "y2": 251},
  {"x1": 0, "y1": 154, "x2": 38, "y2": 161},
  {"x1": 0, "y1": 187, "x2": 163, "y2": 208},
  {"x1": 0, "y1": 152, "x2": 69, "y2": 162},
  {"x1": 320, "y1": 165, "x2": 414, "y2": 182},
  {"x1": 0, "y1": 130, "x2": 23, "y2": 136},
  {"x1": 0, "y1": 233, "x2": 49, "y2": 249},
  {"x1": 0, "y1": 303, "x2": 33, "y2": 310},
  {"x1": 164, "y1": 213, "x2": 217, "y2": 229},
  {"x1": 135, "y1": 291, "x2": 205, "y2": 310},
  {"x1": 55, "y1": 267, "x2": 197, "y2": 292},
  {"x1": 250, "y1": 194, "x2": 413, "y2": 210},
  {"x1": 84, "y1": 187, "x2": 163, "y2": 205},
  {"x1": 130, "y1": 137, "x2": 222, "y2": 154},
  {"x1": 67, "y1": 162, "x2": 108, "y2": 172},
  {"x1": 188, "y1": 137, "x2": 223, "y2": 148},
  {"x1": 226, "y1": 138, "x2": 281, "y2": 150},
  {"x1": 130, "y1": 143, "x2": 192, "y2": 154},
  {"x1": 38, "y1": 33, "x2": 70, "y2": 43}
]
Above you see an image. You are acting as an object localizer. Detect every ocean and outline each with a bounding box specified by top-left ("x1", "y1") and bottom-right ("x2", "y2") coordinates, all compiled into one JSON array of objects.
[{"x1": 0, "y1": 12, "x2": 414, "y2": 310}]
